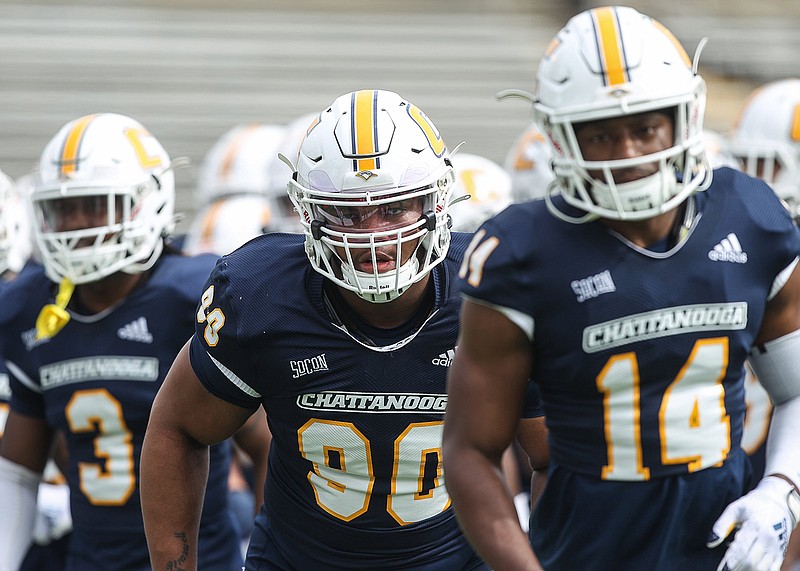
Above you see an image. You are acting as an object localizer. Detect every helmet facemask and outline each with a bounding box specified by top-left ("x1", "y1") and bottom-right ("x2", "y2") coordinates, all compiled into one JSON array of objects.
[
  {"x1": 32, "y1": 176, "x2": 170, "y2": 285},
  {"x1": 290, "y1": 174, "x2": 454, "y2": 303}
]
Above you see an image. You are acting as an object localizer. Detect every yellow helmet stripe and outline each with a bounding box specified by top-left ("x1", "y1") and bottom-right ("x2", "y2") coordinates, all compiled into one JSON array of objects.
[
  {"x1": 351, "y1": 89, "x2": 378, "y2": 172},
  {"x1": 59, "y1": 114, "x2": 98, "y2": 177},
  {"x1": 219, "y1": 124, "x2": 260, "y2": 181},
  {"x1": 791, "y1": 104, "x2": 800, "y2": 142},
  {"x1": 591, "y1": 7, "x2": 628, "y2": 86},
  {"x1": 200, "y1": 200, "x2": 225, "y2": 245}
]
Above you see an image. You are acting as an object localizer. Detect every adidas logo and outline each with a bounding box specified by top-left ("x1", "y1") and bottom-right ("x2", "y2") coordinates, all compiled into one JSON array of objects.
[
  {"x1": 432, "y1": 348, "x2": 456, "y2": 367},
  {"x1": 117, "y1": 317, "x2": 153, "y2": 343},
  {"x1": 708, "y1": 233, "x2": 748, "y2": 264}
]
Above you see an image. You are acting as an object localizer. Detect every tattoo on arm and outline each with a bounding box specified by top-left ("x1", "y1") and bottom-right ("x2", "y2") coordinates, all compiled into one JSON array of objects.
[{"x1": 165, "y1": 532, "x2": 190, "y2": 571}]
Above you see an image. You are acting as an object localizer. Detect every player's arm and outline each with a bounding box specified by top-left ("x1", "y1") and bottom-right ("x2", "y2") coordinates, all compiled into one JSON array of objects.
[
  {"x1": 232, "y1": 405, "x2": 270, "y2": 514},
  {"x1": 443, "y1": 299, "x2": 543, "y2": 571},
  {"x1": 517, "y1": 415, "x2": 549, "y2": 511},
  {"x1": 0, "y1": 409, "x2": 52, "y2": 569},
  {"x1": 141, "y1": 340, "x2": 255, "y2": 571},
  {"x1": 709, "y1": 261, "x2": 800, "y2": 570}
]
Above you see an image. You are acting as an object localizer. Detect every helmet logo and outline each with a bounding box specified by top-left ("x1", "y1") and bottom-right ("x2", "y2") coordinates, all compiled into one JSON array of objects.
[{"x1": 356, "y1": 170, "x2": 377, "y2": 181}]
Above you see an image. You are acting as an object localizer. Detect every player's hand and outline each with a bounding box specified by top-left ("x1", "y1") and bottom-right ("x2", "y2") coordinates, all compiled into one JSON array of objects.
[
  {"x1": 706, "y1": 476, "x2": 799, "y2": 571},
  {"x1": 32, "y1": 482, "x2": 72, "y2": 545}
]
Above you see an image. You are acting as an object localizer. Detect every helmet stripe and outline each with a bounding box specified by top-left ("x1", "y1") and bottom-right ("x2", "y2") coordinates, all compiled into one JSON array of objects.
[
  {"x1": 351, "y1": 89, "x2": 378, "y2": 172},
  {"x1": 591, "y1": 7, "x2": 628, "y2": 87},
  {"x1": 792, "y1": 104, "x2": 800, "y2": 142},
  {"x1": 219, "y1": 124, "x2": 260, "y2": 181},
  {"x1": 59, "y1": 114, "x2": 98, "y2": 177},
  {"x1": 200, "y1": 200, "x2": 225, "y2": 244}
]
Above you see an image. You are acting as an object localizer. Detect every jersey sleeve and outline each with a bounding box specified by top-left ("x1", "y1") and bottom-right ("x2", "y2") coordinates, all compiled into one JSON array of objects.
[
  {"x1": 6, "y1": 360, "x2": 45, "y2": 419},
  {"x1": 189, "y1": 261, "x2": 262, "y2": 410},
  {"x1": 458, "y1": 214, "x2": 536, "y2": 340},
  {"x1": 521, "y1": 380, "x2": 544, "y2": 419}
]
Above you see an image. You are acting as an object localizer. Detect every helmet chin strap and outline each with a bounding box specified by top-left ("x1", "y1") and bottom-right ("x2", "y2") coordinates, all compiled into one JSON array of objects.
[
  {"x1": 591, "y1": 166, "x2": 678, "y2": 219},
  {"x1": 340, "y1": 256, "x2": 420, "y2": 304}
]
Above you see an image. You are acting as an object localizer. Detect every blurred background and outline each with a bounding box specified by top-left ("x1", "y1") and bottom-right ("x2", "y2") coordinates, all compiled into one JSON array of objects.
[{"x1": 1, "y1": 0, "x2": 798, "y2": 231}]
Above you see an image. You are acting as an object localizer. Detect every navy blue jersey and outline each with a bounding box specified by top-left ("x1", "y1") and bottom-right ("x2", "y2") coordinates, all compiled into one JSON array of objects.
[
  {"x1": 1, "y1": 253, "x2": 241, "y2": 571},
  {"x1": 0, "y1": 261, "x2": 41, "y2": 437},
  {"x1": 190, "y1": 232, "x2": 487, "y2": 570},
  {"x1": 459, "y1": 168, "x2": 800, "y2": 568}
]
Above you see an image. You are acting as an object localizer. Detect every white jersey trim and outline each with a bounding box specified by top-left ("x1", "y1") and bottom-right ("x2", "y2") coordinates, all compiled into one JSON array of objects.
[
  {"x1": 206, "y1": 351, "x2": 262, "y2": 399},
  {"x1": 769, "y1": 257, "x2": 799, "y2": 301},
  {"x1": 462, "y1": 294, "x2": 534, "y2": 341},
  {"x1": 4, "y1": 360, "x2": 41, "y2": 394}
]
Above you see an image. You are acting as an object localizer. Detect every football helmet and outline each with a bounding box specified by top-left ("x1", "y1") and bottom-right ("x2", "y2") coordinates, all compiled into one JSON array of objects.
[
  {"x1": 503, "y1": 121, "x2": 554, "y2": 202},
  {"x1": 0, "y1": 170, "x2": 33, "y2": 276},
  {"x1": 31, "y1": 113, "x2": 175, "y2": 284},
  {"x1": 727, "y1": 79, "x2": 800, "y2": 217},
  {"x1": 288, "y1": 89, "x2": 455, "y2": 303},
  {"x1": 532, "y1": 6, "x2": 709, "y2": 222},
  {"x1": 448, "y1": 153, "x2": 512, "y2": 232},
  {"x1": 194, "y1": 122, "x2": 286, "y2": 205},
  {"x1": 266, "y1": 112, "x2": 321, "y2": 233},
  {"x1": 183, "y1": 193, "x2": 276, "y2": 255}
]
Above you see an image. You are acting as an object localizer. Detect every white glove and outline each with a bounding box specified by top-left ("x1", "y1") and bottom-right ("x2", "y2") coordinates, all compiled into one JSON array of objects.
[
  {"x1": 513, "y1": 492, "x2": 531, "y2": 533},
  {"x1": 707, "y1": 476, "x2": 800, "y2": 571},
  {"x1": 31, "y1": 482, "x2": 72, "y2": 545}
]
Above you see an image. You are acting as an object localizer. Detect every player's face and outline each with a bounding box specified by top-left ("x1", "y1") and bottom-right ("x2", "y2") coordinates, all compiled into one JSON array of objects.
[
  {"x1": 317, "y1": 196, "x2": 424, "y2": 274},
  {"x1": 39, "y1": 195, "x2": 123, "y2": 245},
  {"x1": 576, "y1": 111, "x2": 674, "y2": 184}
]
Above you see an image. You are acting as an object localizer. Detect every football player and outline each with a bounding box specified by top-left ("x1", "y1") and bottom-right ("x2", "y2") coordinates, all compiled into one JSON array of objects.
[
  {"x1": 184, "y1": 122, "x2": 295, "y2": 256},
  {"x1": 0, "y1": 169, "x2": 73, "y2": 570},
  {"x1": 140, "y1": 89, "x2": 547, "y2": 570},
  {"x1": 448, "y1": 152, "x2": 513, "y2": 232},
  {"x1": 443, "y1": 7, "x2": 800, "y2": 571},
  {"x1": 0, "y1": 113, "x2": 248, "y2": 571},
  {"x1": 727, "y1": 78, "x2": 800, "y2": 571},
  {"x1": 727, "y1": 79, "x2": 800, "y2": 220},
  {"x1": 503, "y1": 121, "x2": 555, "y2": 203}
]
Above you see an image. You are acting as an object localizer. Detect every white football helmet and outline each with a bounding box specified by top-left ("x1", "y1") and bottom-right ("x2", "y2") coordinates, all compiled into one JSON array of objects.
[
  {"x1": 288, "y1": 89, "x2": 455, "y2": 303},
  {"x1": 503, "y1": 121, "x2": 554, "y2": 202},
  {"x1": 727, "y1": 79, "x2": 800, "y2": 217},
  {"x1": 183, "y1": 193, "x2": 276, "y2": 255},
  {"x1": 31, "y1": 113, "x2": 175, "y2": 284},
  {"x1": 266, "y1": 113, "x2": 321, "y2": 233},
  {"x1": 533, "y1": 6, "x2": 709, "y2": 222},
  {"x1": 194, "y1": 122, "x2": 286, "y2": 205},
  {"x1": 0, "y1": 170, "x2": 33, "y2": 276},
  {"x1": 448, "y1": 153, "x2": 512, "y2": 232}
]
